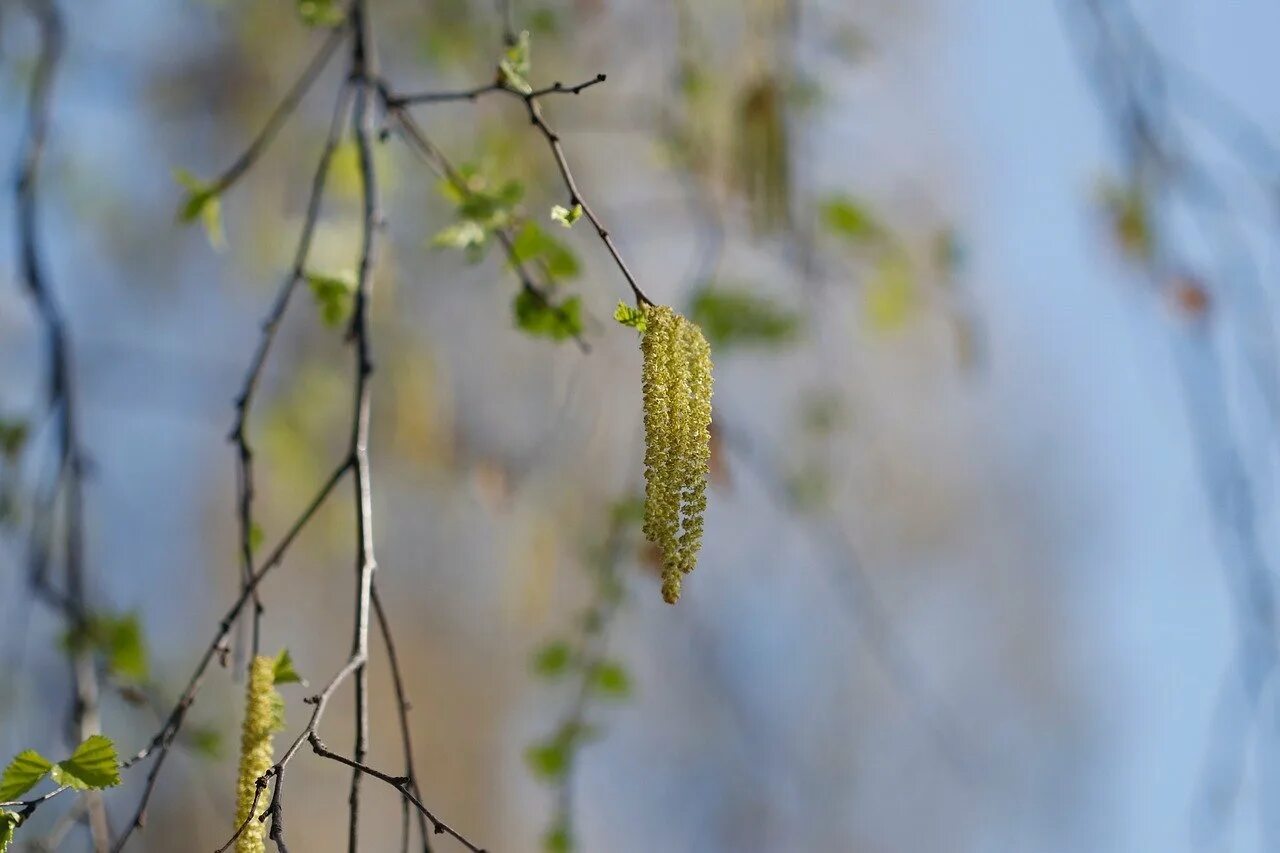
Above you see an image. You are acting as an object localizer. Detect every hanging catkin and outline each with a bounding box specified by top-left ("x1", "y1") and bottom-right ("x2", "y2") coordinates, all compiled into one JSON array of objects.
[
  {"x1": 638, "y1": 304, "x2": 714, "y2": 603},
  {"x1": 233, "y1": 655, "x2": 279, "y2": 853}
]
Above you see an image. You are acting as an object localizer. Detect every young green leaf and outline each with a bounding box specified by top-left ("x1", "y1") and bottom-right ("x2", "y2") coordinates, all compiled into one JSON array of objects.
[
  {"x1": 185, "y1": 726, "x2": 223, "y2": 760},
  {"x1": 172, "y1": 169, "x2": 225, "y2": 250},
  {"x1": 0, "y1": 811, "x2": 19, "y2": 853},
  {"x1": 99, "y1": 614, "x2": 147, "y2": 682},
  {"x1": 612, "y1": 302, "x2": 647, "y2": 332},
  {"x1": 499, "y1": 30, "x2": 533, "y2": 94},
  {"x1": 590, "y1": 661, "x2": 631, "y2": 699},
  {"x1": 550, "y1": 204, "x2": 582, "y2": 228},
  {"x1": 306, "y1": 271, "x2": 357, "y2": 329},
  {"x1": 272, "y1": 649, "x2": 304, "y2": 686},
  {"x1": 0, "y1": 751, "x2": 53, "y2": 801},
  {"x1": 531, "y1": 641, "x2": 572, "y2": 678},
  {"x1": 513, "y1": 291, "x2": 583, "y2": 341},
  {"x1": 50, "y1": 735, "x2": 121, "y2": 791}
]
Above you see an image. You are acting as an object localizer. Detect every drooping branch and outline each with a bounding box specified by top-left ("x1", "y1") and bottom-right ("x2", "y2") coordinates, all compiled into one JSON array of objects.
[{"x1": 14, "y1": 0, "x2": 109, "y2": 847}]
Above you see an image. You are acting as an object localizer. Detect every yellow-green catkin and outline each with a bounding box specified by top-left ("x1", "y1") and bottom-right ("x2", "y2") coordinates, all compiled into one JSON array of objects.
[
  {"x1": 639, "y1": 304, "x2": 714, "y2": 604},
  {"x1": 233, "y1": 655, "x2": 277, "y2": 853}
]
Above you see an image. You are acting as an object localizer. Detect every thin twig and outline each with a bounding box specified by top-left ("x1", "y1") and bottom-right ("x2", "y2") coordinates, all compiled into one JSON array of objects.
[{"x1": 309, "y1": 734, "x2": 489, "y2": 853}]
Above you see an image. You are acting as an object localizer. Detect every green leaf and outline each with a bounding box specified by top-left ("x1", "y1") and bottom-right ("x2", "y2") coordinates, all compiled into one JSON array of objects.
[
  {"x1": 510, "y1": 222, "x2": 580, "y2": 280},
  {"x1": 0, "y1": 811, "x2": 19, "y2": 853},
  {"x1": 820, "y1": 195, "x2": 882, "y2": 245},
  {"x1": 50, "y1": 735, "x2": 120, "y2": 791},
  {"x1": 306, "y1": 271, "x2": 357, "y2": 329},
  {"x1": 0, "y1": 421, "x2": 27, "y2": 460},
  {"x1": 173, "y1": 169, "x2": 225, "y2": 250},
  {"x1": 590, "y1": 661, "x2": 631, "y2": 699},
  {"x1": 499, "y1": 30, "x2": 533, "y2": 94},
  {"x1": 514, "y1": 291, "x2": 583, "y2": 341},
  {"x1": 0, "y1": 751, "x2": 52, "y2": 801},
  {"x1": 612, "y1": 302, "x2": 647, "y2": 332},
  {"x1": 296, "y1": 0, "x2": 344, "y2": 27},
  {"x1": 531, "y1": 641, "x2": 572, "y2": 678},
  {"x1": 272, "y1": 649, "x2": 303, "y2": 686},
  {"x1": 550, "y1": 204, "x2": 582, "y2": 228},
  {"x1": 524, "y1": 740, "x2": 568, "y2": 782},
  {"x1": 689, "y1": 286, "x2": 801, "y2": 349}
]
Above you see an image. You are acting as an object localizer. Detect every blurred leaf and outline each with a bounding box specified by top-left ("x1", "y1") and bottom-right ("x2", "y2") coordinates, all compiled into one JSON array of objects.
[
  {"x1": 531, "y1": 641, "x2": 572, "y2": 678},
  {"x1": 689, "y1": 286, "x2": 801, "y2": 349},
  {"x1": 820, "y1": 195, "x2": 882, "y2": 245},
  {"x1": 550, "y1": 204, "x2": 582, "y2": 228},
  {"x1": 932, "y1": 227, "x2": 964, "y2": 274},
  {"x1": 50, "y1": 735, "x2": 120, "y2": 791},
  {"x1": 524, "y1": 740, "x2": 568, "y2": 782},
  {"x1": 172, "y1": 169, "x2": 224, "y2": 250},
  {"x1": 272, "y1": 649, "x2": 304, "y2": 686},
  {"x1": 863, "y1": 256, "x2": 916, "y2": 332},
  {"x1": 610, "y1": 495, "x2": 646, "y2": 526},
  {"x1": 513, "y1": 291, "x2": 582, "y2": 341},
  {"x1": 542, "y1": 823, "x2": 573, "y2": 853},
  {"x1": 1099, "y1": 179, "x2": 1151, "y2": 262},
  {"x1": 306, "y1": 270, "x2": 357, "y2": 328},
  {"x1": 0, "y1": 751, "x2": 52, "y2": 801},
  {"x1": 0, "y1": 421, "x2": 27, "y2": 460},
  {"x1": 270, "y1": 692, "x2": 287, "y2": 733},
  {"x1": 432, "y1": 221, "x2": 488, "y2": 251},
  {"x1": 185, "y1": 726, "x2": 223, "y2": 760},
  {"x1": 590, "y1": 661, "x2": 631, "y2": 699},
  {"x1": 511, "y1": 222, "x2": 580, "y2": 280},
  {"x1": 500, "y1": 30, "x2": 533, "y2": 94},
  {"x1": 296, "y1": 0, "x2": 344, "y2": 27},
  {"x1": 98, "y1": 614, "x2": 147, "y2": 682},
  {"x1": 612, "y1": 302, "x2": 646, "y2": 332}
]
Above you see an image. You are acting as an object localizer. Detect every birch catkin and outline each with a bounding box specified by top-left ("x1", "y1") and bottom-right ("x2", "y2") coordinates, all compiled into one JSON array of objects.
[
  {"x1": 639, "y1": 304, "x2": 714, "y2": 603},
  {"x1": 233, "y1": 655, "x2": 279, "y2": 853}
]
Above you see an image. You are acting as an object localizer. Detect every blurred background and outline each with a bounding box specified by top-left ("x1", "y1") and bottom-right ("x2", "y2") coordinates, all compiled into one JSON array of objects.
[{"x1": 3, "y1": 0, "x2": 1280, "y2": 850}]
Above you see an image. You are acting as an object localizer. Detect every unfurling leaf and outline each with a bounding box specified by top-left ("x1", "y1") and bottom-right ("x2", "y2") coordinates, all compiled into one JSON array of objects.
[
  {"x1": 550, "y1": 204, "x2": 582, "y2": 228},
  {"x1": 0, "y1": 811, "x2": 19, "y2": 853},
  {"x1": 173, "y1": 169, "x2": 225, "y2": 250},
  {"x1": 513, "y1": 290, "x2": 583, "y2": 341},
  {"x1": 613, "y1": 302, "x2": 647, "y2": 332},
  {"x1": 50, "y1": 735, "x2": 121, "y2": 791},
  {"x1": 499, "y1": 30, "x2": 533, "y2": 94},
  {"x1": 0, "y1": 751, "x2": 53, "y2": 801},
  {"x1": 272, "y1": 649, "x2": 304, "y2": 686}
]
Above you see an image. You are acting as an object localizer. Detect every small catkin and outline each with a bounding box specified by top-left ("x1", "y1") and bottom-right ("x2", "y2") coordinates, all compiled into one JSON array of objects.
[
  {"x1": 233, "y1": 655, "x2": 278, "y2": 853},
  {"x1": 639, "y1": 304, "x2": 714, "y2": 604}
]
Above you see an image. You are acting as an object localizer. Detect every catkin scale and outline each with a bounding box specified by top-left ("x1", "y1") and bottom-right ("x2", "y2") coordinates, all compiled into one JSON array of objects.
[
  {"x1": 233, "y1": 655, "x2": 278, "y2": 853},
  {"x1": 638, "y1": 304, "x2": 714, "y2": 603}
]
